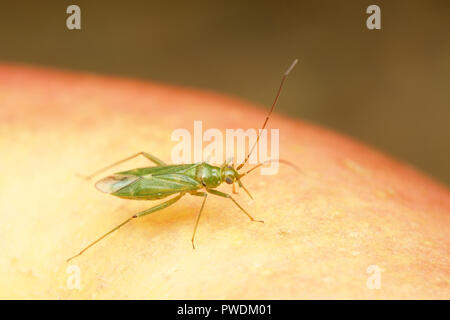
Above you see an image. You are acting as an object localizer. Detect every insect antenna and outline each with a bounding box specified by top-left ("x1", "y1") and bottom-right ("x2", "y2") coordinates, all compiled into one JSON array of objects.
[
  {"x1": 238, "y1": 158, "x2": 301, "y2": 179},
  {"x1": 66, "y1": 215, "x2": 135, "y2": 262},
  {"x1": 236, "y1": 59, "x2": 298, "y2": 171}
]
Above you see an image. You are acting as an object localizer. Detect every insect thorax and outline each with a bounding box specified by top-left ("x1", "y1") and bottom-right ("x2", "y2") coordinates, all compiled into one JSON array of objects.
[{"x1": 195, "y1": 163, "x2": 221, "y2": 188}]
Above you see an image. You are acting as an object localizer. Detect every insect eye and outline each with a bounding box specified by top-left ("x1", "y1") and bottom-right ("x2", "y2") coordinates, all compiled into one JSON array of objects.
[{"x1": 225, "y1": 176, "x2": 233, "y2": 184}]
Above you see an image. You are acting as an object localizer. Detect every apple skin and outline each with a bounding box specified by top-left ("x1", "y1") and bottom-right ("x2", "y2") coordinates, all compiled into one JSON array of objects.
[{"x1": 0, "y1": 64, "x2": 449, "y2": 299}]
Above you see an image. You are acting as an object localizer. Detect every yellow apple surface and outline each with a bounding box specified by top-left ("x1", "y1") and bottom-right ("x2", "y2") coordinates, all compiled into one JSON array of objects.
[{"x1": 0, "y1": 64, "x2": 448, "y2": 299}]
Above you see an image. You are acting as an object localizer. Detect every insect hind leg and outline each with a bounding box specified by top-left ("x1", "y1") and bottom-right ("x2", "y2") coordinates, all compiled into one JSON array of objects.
[
  {"x1": 66, "y1": 193, "x2": 184, "y2": 262},
  {"x1": 134, "y1": 192, "x2": 184, "y2": 218}
]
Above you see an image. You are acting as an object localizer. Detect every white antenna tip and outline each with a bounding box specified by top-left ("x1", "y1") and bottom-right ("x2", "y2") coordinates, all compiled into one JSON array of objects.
[{"x1": 285, "y1": 59, "x2": 298, "y2": 76}]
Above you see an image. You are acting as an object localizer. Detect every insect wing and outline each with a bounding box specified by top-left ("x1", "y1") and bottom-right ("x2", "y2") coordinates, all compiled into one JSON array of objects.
[
  {"x1": 95, "y1": 174, "x2": 139, "y2": 194},
  {"x1": 116, "y1": 163, "x2": 199, "y2": 177},
  {"x1": 113, "y1": 173, "x2": 201, "y2": 199}
]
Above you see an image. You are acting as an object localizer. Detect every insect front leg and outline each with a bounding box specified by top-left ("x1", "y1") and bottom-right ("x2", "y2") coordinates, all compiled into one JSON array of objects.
[
  {"x1": 232, "y1": 182, "x2": 238, "y2": 194},
  {"x1": 189, "y1": 191, "x2": 208, "y2": 249},
  {"x1": 80, "y1": 152, "x2": 167, "y2": 180},
  {"x1": 206, "y1": 189, "x2": 264, "y2": 223}
]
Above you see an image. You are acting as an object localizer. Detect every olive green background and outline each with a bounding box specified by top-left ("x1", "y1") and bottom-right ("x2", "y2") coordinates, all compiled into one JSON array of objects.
[{"x1": 0, "y1": 1, "x2": 449, "y2": 185}]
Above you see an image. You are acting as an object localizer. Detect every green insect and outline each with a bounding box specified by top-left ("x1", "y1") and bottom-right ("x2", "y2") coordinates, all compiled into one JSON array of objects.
[{"x1": 67, "y1": 59, "x2": 298, "y2": 262}]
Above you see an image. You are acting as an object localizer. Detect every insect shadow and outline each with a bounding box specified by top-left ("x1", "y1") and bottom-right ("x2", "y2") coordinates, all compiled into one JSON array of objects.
[{"x1": 67, "y1": 59, "x2": 300, "y2": 262}]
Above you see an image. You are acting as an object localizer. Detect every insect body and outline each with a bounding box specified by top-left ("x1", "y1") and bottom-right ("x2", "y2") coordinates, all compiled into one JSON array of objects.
[
  {"x1": 96, "y1": 161, "x2": 260, "y2": 226},
  {"x1": 67, "y1": 59, "x2": 298, "y2": 262}
]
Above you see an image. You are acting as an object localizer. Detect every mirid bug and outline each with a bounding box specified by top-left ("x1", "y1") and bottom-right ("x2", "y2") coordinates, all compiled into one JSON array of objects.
[{"x1": 67, "y1": 59, "x2": 299, "y2": 262}]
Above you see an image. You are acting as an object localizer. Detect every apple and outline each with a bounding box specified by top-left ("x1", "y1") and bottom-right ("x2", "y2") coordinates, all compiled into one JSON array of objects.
[{"x1": 0, "y1": 64, "x2": 448, "y2": 299}]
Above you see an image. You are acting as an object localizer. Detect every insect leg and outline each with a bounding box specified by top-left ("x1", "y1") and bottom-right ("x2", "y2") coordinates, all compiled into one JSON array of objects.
[
  {"x1": 80, "y1": 152, "x2": 167, "y2": 180},
  {"x1": 66, "y1": 193, "x2": 184, "y2": 262},
  {"x1": 232, "y1": 183, "x2": 238, "y2": 194},
  {"x1": 206, "y1": 189, "x2": 264, "y2": 223},
  {"x1": 189, "y1": 192, "x2": 208, "y2": 249},
  {"x1": 134, "y1": 193, "x2": 184, "y2": 218}
]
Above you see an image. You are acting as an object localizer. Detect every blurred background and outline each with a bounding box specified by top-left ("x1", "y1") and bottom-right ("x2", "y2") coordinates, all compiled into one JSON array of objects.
[{"x1": 0, "y1": 0, "x2": 449, "y2": 185}]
